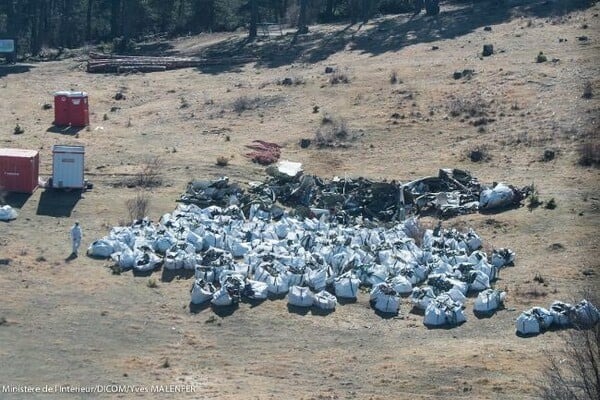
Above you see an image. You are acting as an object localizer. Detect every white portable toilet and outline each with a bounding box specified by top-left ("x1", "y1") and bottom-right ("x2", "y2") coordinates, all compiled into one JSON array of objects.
[{"x1": 52, "y1": 145, "x2": 85, "y2": 189}]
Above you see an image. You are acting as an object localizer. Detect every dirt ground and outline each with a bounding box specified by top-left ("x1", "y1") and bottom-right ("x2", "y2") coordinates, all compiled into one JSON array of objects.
[{"x1": 1, "y1": 1, "x2": 599, "y2": 399}]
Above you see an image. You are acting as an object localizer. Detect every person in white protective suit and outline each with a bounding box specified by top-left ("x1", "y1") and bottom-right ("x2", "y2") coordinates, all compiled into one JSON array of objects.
[{"x1": 70, "y1": 221, "x2": 82, "y2": 256}]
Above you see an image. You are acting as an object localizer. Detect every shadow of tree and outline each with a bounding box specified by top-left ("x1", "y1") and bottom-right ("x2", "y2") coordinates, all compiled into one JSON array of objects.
[{"x1": 194, "y1": 0, "x2": 594, "y2": 73}]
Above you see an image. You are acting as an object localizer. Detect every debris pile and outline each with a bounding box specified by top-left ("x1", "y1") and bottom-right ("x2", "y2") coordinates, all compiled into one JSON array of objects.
[
  {"x1": 89, "y1": 200, "x2": 515, "y2": 326},
  {"x1": 516, "y1": 300, "x2": 600, "y2": 336},
  {"x1": 177, "y1": 165, "x2": 531, "y2": 222}
]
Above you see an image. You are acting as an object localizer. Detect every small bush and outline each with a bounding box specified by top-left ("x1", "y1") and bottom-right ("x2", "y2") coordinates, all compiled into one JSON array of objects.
[
  {"x1": 126, "y1": 192, "x2": 150, "y2": 222},
  {"x1": 147, "y1": 278, "x2": 158, "y2": 288},
  {"x1": 533, "y1": 272, "x2": 545, "y2": 284},
  {"x1": 110, "y1": 264, "x2": 122, "y2": 275},
  {"x1": 13, "y1": 124, "x2": 24, "y2": 135},
  {"x1": 161, "y1": 358, "x2": 170, "y2": 368},
  {"x1": 578, "y1": 142, "x2": 600, "y2": 167},
  {"x1": 133, "y1": 156, "x2": 163, "y2": 188},
  {"x1": 232, "y1": 95, "x2": 261, "y2": 114},
  {"x1": 545, "y1": 198, "x2": 557, "y2": 209},
  {"x1": 389, "y1": 70, "x2": 399, "y2": 84},
  {"x1": 216, "y1": 156, "x2": 229, "y2": 166},
  {"x1": 582, "y1": 81, "x2": 593, "y2": 99},
  {"x1": 315, "y1": 114, "x2": 351, "y2": 147},
  {"x1": 329, "y1": 72, "x2": 350, "y2": 85},
  {"x1": 527, "y1": 184, "x2": 543, "y2": 211},
  {"x1": 103, "y1": 113, "x2": 109, "y2": 121},
  {"x1": 536, "y1": 52, "x2": 548, "y2": 63},
  {"x1": 448, "y1": 96, "x2": 487, "y2": 117}
]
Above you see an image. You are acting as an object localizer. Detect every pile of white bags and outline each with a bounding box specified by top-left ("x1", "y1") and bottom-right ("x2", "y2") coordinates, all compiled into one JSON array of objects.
[
  {"x1": 517, "y1": 299, "x2": 599, "y2": 336},
  {"x1": 89, "y1": 202, "x2": 516, "y2": 323}
]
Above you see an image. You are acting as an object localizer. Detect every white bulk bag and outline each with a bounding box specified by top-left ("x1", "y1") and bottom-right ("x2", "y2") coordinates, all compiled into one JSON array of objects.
[
  {"x1": 424, "y1": 294, "x2": 466, "y2": 327},
  {"x1": 573, "y1": 300, "x2": 600, "y2": 327},
  {"x1": 473, "y1": 289, "x2": 506, "y2": 313},
  {"x1": 479, "y1": 183, "x2": 514, "y2": 210},
  {"x1": 288, "y1": 286, "x2": 314, "y2": 307},
  {"x1": 370, "y1": 283, "x2": 400, "y2": 314},
  {"x1": 468, "y1": 270, "x2": 491, "y2": 292},
  {"x1": 549, "y1": 301, "x2": 574, "y2": 327},
  {"x1": 195, "y1": 266, "x2": 215, "y2": 283},
  {"x1": 492, "y1": 248, "x2": 515, "y2": 268},
  {"x1": 190, "y1": 279, "x2": 215, "y2": 304},
  {"x1": 531, "y1": 307, "x2": 554, "y2": 330},
  {"x1": 365, "y1": 265, "x2": 388, "y2": 287},
  {"x1": 111, "y1": 248, "x2": 137, "y2": 269},
  {"x1": 306, "y1": 267, "x2": 327, "y2": 292},
  {"x1": 267, "y1": 275, "x2": 289, "y2": 295},
  {"x1": 133, "y1": 251, "x2": 160, "y2": 272},
  {"x1": 465, "y1": 229, "x2": 482, "y2": 251},
  {"x1": 334, "y1": 273, "x2": 360, "y2": 299},
  {"x1": 0, "y1": 205, "x2": 18, "y2": 221},
  {"x1": 447, "y1": 287, "x2": 466, "y2": 304},
  {"x1": 410, "y1": 286, "x2": 436, "y2": 310},
  {"x1": 313, "y1": 290, "x2": 337, "y2": 310},
  {"x1": 211, "y1": 286, "x2": 234, "y2": 306},
  {"x1": 388, "y1": 275, "x2": 413, "y2": 295},
  {"x1": 88, "y1": 239, "x2": 116, "y2": 258},
  {"x1": 153, "y1": 235, "x2": 176, "y2": 254},
  {"x1": 516, "y1": 312, "x2": 540, "y2": 335},
  {"x1": 244, "y1": 279, "x2": 269, "y2": 300}
]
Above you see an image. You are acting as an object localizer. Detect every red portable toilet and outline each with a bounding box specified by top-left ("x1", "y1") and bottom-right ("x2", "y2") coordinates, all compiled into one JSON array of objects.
[{"x1": 53, "y1": 91, "x2": 89, "y2": 127}]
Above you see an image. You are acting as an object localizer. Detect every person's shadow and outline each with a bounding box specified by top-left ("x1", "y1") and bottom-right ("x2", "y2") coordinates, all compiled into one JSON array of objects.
[{"x1": 65, "y1": 253, "x2": 78, "y2": 262}]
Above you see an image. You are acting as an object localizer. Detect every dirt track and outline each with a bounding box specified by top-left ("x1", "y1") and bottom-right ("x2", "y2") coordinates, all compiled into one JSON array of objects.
[{"x1": 1, "y1": 2, "x2": 599, "y2": 399}]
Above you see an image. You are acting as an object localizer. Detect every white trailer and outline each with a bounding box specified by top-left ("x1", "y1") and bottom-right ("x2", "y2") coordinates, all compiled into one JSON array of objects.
[{"x1": 52, "y1": 145, "x2": 85, "y2": 189}]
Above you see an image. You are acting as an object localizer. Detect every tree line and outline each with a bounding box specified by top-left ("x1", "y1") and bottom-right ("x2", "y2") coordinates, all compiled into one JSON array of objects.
[{"x1": 0, "y1": 0, "x2": 422, "y2": 55}]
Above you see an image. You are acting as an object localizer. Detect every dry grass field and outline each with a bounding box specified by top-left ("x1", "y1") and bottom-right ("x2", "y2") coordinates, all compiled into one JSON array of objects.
[{"x1": 0, "y1": 1, "x2": 599, "y2": 399}]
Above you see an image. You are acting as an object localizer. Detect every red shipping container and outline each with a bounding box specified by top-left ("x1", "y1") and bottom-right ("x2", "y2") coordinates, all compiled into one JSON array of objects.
[
  {"x1": 53, "y1": 91, "x2": 89, "y2": 127},
  {"x1": 0, "y1": 148, "x2": 39, "y2": 193}
]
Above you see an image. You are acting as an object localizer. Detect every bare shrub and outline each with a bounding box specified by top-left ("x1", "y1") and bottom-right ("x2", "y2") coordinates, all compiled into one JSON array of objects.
[
  {"x1": 448, "y1": 96, "x2": 487, "y2": 117},
  {"x1": 389, "y1": 70, "x2": 399, "y2": 84},
  {"x1": 232, "y1": 95, "x2": 261, "y2": 113},
  {"x1": 126, "y1": 192, "x2": 150, "y2": 222},
  {"x1": 538, "y1": 290, "x2": 599, "y2": 400},
  {"x1": 133, "y1": 156, "x2": 163, "y2": 188},
  {"x1": 315, "y1": 114, "x2": 351, "y2": 147},
  {"x1": 329, "y1": 71, "x2": 350, "y2": 85}
]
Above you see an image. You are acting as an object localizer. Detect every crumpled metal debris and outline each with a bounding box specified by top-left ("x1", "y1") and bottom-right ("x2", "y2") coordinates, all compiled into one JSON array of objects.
[{"x1": 178, "y1": 167, "x2": 531, "y2": 222}]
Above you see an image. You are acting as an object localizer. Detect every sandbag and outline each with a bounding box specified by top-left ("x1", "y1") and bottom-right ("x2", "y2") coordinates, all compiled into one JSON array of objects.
[
  {"x1": 0, "y1": 205, "x2": 17, "y2": 221},
  {"x1": 313, "y1": 290, "x2": 337, "y2": 310},
  {"x1": 334, "y1": 273, "x2": 360, "y2": 299},
  {"x1": 370, "y1": 283, "x2": 400, "y2": 314},
  {"x1": 474, "y1": 289, "x2": 505, "y2": 313},
  {"x1": 190, "y1": 279, "x2": 215, "y2": 304},
  {"x1": 288, "y1": 286, "x2": 314, "y2": 307}
]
